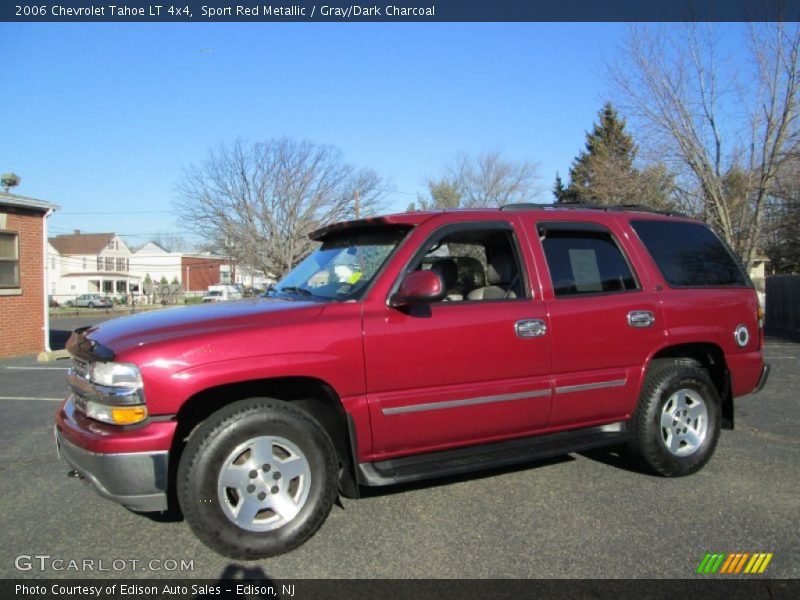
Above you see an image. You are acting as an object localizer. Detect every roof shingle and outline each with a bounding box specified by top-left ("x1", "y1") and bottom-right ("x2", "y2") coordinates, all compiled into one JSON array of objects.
[{"x1": 50, "y1": 233, "x2": 115, "y2": 255}]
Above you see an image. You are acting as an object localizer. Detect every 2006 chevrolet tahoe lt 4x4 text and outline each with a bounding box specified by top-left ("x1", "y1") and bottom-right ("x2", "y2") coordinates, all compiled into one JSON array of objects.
[{"x1": 55, "y1": 204, "x2": 770, "y2": 558}]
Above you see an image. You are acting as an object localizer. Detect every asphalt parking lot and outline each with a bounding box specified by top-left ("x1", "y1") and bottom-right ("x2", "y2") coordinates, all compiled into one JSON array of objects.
[{"x1": 0, "y1": 314, "x2": 797, "y2": 580}]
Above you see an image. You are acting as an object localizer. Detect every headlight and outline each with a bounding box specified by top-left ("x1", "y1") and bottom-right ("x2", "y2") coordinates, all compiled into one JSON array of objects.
[
  {"x1": 84, "y1": 400, "x2": 148, "y2": 425},
  {"x1": 88, "y1": 362, "x2": 143, "y2": 388},
  {"x1": 70, "y1": 360, "x2": 148, "y2": 425}
]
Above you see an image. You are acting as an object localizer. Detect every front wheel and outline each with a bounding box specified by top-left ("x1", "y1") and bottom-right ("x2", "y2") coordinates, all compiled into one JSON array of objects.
[
  {"x1": 177, "y1": 398, "x2": 339, "y2": 558},
  {"x1": 629, "y1": 359, "x2": 721, "y2": 477}
]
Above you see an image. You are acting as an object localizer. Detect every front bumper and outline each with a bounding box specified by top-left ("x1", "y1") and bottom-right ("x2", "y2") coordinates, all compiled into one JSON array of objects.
[
  {"x1": 55, "y1": 396, "x2": 175, "y2": 512},
  {"x1": 55, "y1": 427, "x2": 169, "y2": 512}
]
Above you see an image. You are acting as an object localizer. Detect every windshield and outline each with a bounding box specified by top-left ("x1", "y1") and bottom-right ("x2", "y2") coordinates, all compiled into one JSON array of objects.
[{"x1": 270, "y1": 226, "x2": 411, "y2": 301}]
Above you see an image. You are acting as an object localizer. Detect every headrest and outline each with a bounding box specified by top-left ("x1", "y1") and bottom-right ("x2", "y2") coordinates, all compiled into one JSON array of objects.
[
  {"x1": 430, "y1": 258, "x2": 459, "y2": 288},
  {"x1": 487, "y1": 253, "x2": 514, "y2": 285}
]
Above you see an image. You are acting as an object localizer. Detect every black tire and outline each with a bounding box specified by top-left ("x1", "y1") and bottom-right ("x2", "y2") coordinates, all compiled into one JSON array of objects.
[
  {"x1": 88, "y1": 302, "x2": 95, "y2": 308},
  {"x1": 177, "y1": 398, "x2": 339, "y2": 559},
  {"x1": 629, "y1": 359, "x2": 721, "y2": 477}
]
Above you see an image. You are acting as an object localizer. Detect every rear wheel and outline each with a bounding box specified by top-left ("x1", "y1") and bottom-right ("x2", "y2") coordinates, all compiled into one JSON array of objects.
[
  {"x1": 629, "y1": 359, "x2": 721, "y2": 477},
  {"x1": 177, "y1": 398, "x2": 338, "y2": 558}
]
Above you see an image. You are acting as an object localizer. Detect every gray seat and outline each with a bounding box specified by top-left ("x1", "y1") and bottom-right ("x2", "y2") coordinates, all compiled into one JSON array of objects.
[
  {"x1": 430, "y1": 258, "x2": 463, "y2": 301},
  {"x1": 467, "y1": 253, "x2": 518, "y2": 300},
  {"x1": 457, "y1": 256, "x2": 486, "y2": 293}
]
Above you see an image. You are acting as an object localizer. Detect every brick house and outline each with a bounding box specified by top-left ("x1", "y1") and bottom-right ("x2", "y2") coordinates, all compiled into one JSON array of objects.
[
  {"x1": 0, "y1": 191, "x2": 58, "y2": 358},
  {"x1": 130, "y1": 242, "x2": 234, "y2": 292}
]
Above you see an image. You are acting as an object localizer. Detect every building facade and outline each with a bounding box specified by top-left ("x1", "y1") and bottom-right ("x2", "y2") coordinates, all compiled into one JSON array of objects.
[
  {"x1": 0, "y1": 191, "x2": 57, "y2": 358},
  {"x1": 48, "y1": 232, "x2": 139, "y2": 303},
  {"x1": 129, "y1": 242, "x2": 233, "y2": 292}
]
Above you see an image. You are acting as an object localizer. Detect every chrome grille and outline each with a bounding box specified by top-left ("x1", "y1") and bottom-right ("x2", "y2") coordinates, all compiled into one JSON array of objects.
[{"x1": 72, "y1": 358, "x2": 89, "y2": 379}]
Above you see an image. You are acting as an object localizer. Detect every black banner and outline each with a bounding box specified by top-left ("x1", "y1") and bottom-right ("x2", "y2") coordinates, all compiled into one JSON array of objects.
[
  {"x1": 3, "y1": 0, "x2": 800, "y2": 23},
  {"x1": 3, "y1": 579, "x2": 800, "y2": 600}
]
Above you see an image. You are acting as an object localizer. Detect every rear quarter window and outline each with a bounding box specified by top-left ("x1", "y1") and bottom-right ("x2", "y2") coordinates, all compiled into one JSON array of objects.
[{"x1": 630, "y1": 220, "x2": 749, "y2": 288}]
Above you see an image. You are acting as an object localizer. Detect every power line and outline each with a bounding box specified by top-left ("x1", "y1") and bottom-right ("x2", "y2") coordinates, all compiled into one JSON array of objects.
[
  {"x1": 53, "y1": 188, "x2": 422, "y2": 215},
  {"x1": 56, "y1": 210, "x2": 175, "y2": 215},
  {"x1": 46, "y1": 253, "x2": 233, "y2": 270},
  {"x1": 49, "y1": 226, "x2": 194, "y2": 237}
]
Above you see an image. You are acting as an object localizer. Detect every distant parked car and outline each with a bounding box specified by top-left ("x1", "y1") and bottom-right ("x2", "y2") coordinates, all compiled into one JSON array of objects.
[
  {"x1": 65, "y1": 294, "x2": 112, "y2": 308},
  {"x1": 203, "y1": 285, "x2": 242, "y2": 303},
  {"x1": 202, "y1": 290, "x2": 223, "y2": 303}
]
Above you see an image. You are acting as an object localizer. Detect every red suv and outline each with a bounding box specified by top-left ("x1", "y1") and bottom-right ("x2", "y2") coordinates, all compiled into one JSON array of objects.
[{"x1": 55, "y1": 205, "x2": 769, "y2": 558}]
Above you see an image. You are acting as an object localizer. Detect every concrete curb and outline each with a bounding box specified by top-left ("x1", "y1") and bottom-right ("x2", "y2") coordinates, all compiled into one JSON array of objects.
[{"x1": 37, "y1": 350, "x2": 71, "y2": 362}]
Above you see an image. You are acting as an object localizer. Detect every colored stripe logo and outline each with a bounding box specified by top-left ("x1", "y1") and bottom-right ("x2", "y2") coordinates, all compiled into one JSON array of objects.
[{"x1": 697, "y1": 553, "x2": 773, "y2": 574}]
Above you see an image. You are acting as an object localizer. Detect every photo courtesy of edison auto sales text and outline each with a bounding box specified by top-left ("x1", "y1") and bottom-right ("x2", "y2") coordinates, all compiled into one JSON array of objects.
[{"x1": 15, "y1": 583, "x2": 295, "y2": 597}]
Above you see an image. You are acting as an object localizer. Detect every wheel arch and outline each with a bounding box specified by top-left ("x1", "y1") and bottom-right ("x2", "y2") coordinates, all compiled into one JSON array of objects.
[
  {"x1": 647, "y1": 342, "x2": 733, "y2": 430},
  {"x1": 167, "y1": 376, "x2": 358, "y2": 514}
]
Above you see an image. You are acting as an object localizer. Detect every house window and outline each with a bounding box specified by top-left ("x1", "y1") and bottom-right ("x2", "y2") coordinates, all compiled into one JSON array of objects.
[
  {"x1": 97, "y1": 257, "x2": 103, "y2": 271},
  {"x1": 0, "y1": 231, "x2": 20, "y2": 288},
  {"x1": 51, "y1": 256, "x2": 56, "y2": 270},
  {"x1": 82, "y1": 257, "x2": 87, "y2": 270},
  {"x1": 105, "y1": 257, "x2": 114, "y2": 271},
  {"x1": 116, "y1": 257, "x2": 128, "y2": 272}
]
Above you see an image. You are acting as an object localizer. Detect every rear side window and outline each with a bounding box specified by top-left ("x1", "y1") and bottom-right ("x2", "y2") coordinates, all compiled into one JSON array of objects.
[
  {"x1": 631, "y1": 220, "x2": 749, "y2": 288},
  {"x1": 539, "y1": 226, "x2": 638, "y2": 297}
]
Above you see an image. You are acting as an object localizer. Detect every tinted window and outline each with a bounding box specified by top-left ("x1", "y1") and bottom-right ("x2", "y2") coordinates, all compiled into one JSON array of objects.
[
  {"x1": 540, "y1": 228, "x2": 638, "y2": 297},
  {"x1": 631, "y1": 220, "x2": 748, "y2": 287}
]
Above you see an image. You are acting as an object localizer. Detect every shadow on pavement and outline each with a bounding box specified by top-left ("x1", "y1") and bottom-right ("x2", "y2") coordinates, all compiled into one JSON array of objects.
[{"x1": 577, "y1": 444, "x2": 653, "y2": 476}]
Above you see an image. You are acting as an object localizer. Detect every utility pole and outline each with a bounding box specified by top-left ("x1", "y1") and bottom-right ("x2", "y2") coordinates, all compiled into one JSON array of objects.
[{"x1": 354, "y1": 189, "x2": 360, "y2": 219}]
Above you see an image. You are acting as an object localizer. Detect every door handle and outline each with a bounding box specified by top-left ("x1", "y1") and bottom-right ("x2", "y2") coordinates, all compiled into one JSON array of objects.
[
  {"x1": 515, "y1": 319, "x2": 547, "y2": 338},
  {"x1": 628, "y1": 310, "x2": 655, "y2": 328}
]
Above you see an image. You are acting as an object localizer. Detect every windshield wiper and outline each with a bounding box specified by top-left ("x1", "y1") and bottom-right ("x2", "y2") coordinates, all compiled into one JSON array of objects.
[{"x1": 278, "y1": 286, "x2": 313, "y2": 297}]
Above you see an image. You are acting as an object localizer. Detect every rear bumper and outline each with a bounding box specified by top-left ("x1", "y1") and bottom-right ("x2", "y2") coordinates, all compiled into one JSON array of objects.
[
  {"x1": 753, "y1": 363, "x2": 771, "y2": 394},
  {"x1": 56, "y1": 428, "x2": 168, "y2": 512}
]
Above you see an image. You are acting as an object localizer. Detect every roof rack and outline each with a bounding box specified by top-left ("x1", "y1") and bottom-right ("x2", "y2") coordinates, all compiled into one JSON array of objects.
[{"x1": 499, "y1": 202, "x2": 687, "y2": 217}]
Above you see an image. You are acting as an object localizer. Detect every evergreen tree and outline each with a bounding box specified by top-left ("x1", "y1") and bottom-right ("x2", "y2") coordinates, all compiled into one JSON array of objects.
[
  {"x1": 553, "y1": 172, "x2": 578, "y2": 203},
  {"x1": 555, "y1": 102, "x2": 675, "y2": 210},
  {"x1": 429, "y1": 180, "x2": 462, "y2": 209},
  {"x1": 414, "y1": 180, "x2": 463, "y2": 211}
]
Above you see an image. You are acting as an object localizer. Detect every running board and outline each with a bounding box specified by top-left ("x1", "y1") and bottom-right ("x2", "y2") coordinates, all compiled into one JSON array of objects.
[{"x1": 356, "y1": 422, "x2": 629, "y2": 487}]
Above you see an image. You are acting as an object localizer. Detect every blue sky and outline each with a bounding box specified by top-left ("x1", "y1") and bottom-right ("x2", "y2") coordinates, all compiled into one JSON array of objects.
[{"x1": 0, "y1": 22, "x2": 697, "y2": 244}]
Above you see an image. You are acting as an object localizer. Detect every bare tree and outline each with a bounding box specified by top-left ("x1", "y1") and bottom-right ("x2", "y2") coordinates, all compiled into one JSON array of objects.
[
  {"x1": 763, "y1": 157, "x2": 800, "y2": 273},
  {"x1": 611, "y1": 23, "x2": 800, "y2": 269},
  {"x1": 175, "y1": 138, "x2": 387, "y2": 278},
  {"x1": 416, "y1": 150, "x2": 541, "y2": 210},
  {"x1": 148, "y1": 232, "x2": 191, "y2": 253}
]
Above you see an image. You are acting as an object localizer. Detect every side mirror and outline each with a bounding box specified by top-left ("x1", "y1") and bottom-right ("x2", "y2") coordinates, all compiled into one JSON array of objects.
[{"x1": 390, "y1": 270, "x2": 444, "y2": 307}]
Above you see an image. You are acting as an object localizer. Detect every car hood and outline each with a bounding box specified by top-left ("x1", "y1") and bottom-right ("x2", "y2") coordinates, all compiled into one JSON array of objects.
[{"x1": 70, "y1": 298, "x2": 325, "y2": 360}]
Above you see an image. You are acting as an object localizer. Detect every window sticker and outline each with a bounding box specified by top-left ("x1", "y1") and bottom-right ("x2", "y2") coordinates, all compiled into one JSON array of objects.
[{"x1": 569, "y1": 249, "x2": 603, "y2": 292}]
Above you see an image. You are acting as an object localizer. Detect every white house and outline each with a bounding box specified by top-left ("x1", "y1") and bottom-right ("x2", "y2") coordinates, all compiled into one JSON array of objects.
[
  {"x1": 128, "y1": 242, "x2": 182, "y2": 286},
  {"x1": 48, "y1": 231, "x2": 139, "y2": 303},
  {"x1": 235, "y1": 264, "x2": 275, "y2": 289}
]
